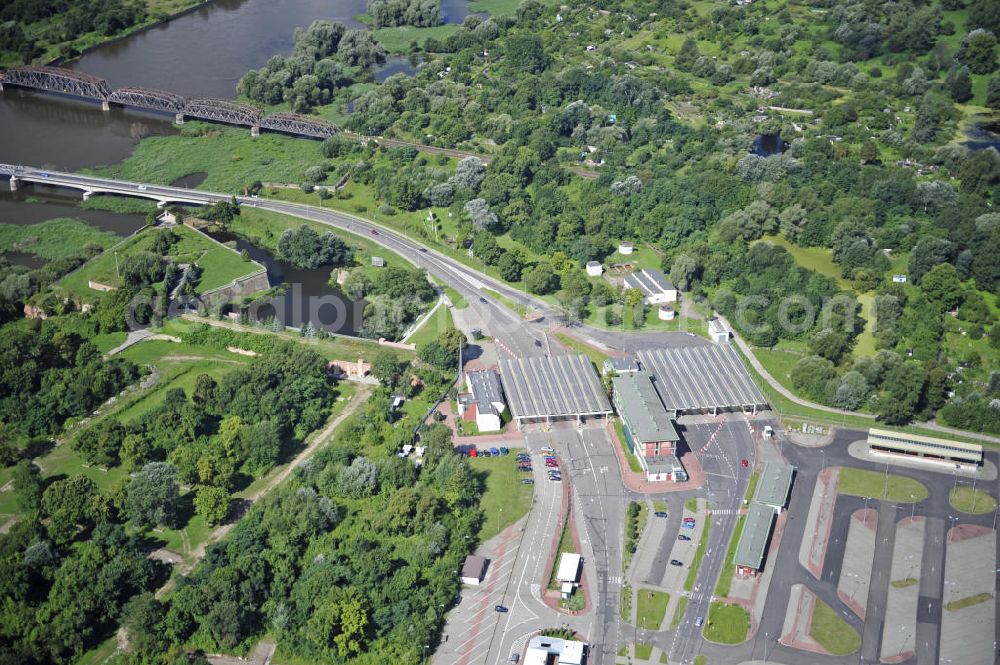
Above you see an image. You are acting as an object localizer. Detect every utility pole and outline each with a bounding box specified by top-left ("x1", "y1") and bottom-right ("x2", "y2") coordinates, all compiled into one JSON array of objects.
[{"x1": 114, "y1": 251, "x2": 120, "y2": 278}]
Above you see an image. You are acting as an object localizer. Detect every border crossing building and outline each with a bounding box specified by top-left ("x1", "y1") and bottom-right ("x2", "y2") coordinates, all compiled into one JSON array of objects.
[
  {"x1": 499, "y1": 354, "x2": 612, "y2": 429},
  {"x1": 612, "y1": 371, "x2": 687, "y2": 482},
  {"x1": 732, "y1": 462, "x2": 795, "y2": 577},
  {"x1": 867, "y1": 428, "x2": 983, "y2": 470}
]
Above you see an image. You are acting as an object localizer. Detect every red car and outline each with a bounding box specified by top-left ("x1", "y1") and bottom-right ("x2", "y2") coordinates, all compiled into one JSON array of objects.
[{"x1": 741, "y1": 458, "x2": 749, "y2": 468}]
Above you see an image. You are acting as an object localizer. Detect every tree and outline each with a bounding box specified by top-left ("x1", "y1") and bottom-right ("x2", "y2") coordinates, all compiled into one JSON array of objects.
[
  {"x1": 194, "y1": 486, "x2": 230, "y2": 526},
  {"x1": 908, "y1": 237, "x2": 953, "y2": 283},
  {"x1": 524, "y1": 262, "x2": 559, "y2": 295},
  {"x1": 669, "y1": 254, "x2": 698, "y2": 291},
  {"x1": 675, "y1": 38, "x2": 700, "y2": 71},
  {"x1": 125, "y1": 462, "x2": 181, "y2": 529},
  {"x1": 790, "y1": 355, "x2": 837, "y2": 401},
  {"x1": 946, "y1": 65, "x2": 974, "y2": 102},
  {"x1": 498, "y1": 251, "x2": 525, "y2": 282},
  {"x1": 969, "y1": 0, "x2": 1000, "y2": 34},
  {"x1": 338, "y1": 457, "x2": 379, "y2": 498},
  {"x1": 370, "y1": 350, "x2": 407, "y2": 389},
  {"x1": 878, "y1": 361, "x2": 927, "y2": 424},
  {"x1": 505, "y1": 34, "x2": 547, "y2": 73},
  {"x1": 988, "y1": 74, "x2": 1000, "y2": 108},
  {"x1": 121, "y1": 592, "x2": 166, "y2": 654},
  {"x1": 959, "y1": 28, "x2": 998, "y2": 74},
  {"x1": 12, "y1": 460, "x2": 43, "y2": 513},
  {"x1": 920, "y1": 263, "x2": 964, "y2": 311}
]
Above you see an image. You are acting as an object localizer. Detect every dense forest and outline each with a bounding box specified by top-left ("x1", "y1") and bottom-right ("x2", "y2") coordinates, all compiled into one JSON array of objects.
[
  {"x1": 0, "y1": 0, "x2": 148, "y2": 62},
  {"x1": 367, "y1": 0, "x2": 441, "y2": 29}
]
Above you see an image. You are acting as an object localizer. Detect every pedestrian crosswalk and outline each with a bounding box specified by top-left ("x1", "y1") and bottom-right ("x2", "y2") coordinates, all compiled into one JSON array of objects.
[
  {"x1": 605, "y1": 574, "x2": 623, "y2": 584},
  {"x1": 708, "y1": 508, "x2": 739, "y2": 516}
]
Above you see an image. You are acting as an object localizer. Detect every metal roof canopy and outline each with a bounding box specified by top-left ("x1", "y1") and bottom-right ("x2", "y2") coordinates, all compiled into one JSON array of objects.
[
  {"x1": 868, "y1": 428, "x2": 983, "y2": 464},
  {"x1": 499, "y1": 354, "x2": 612, "y2": 420},
  {"x1": 733, "y1": 503, "x2": 776, "y2": 571},
  {"x1": 638, "y1": 345, "x2": 767, "y2": 413},
  {"x1": 613, "y1": 371, "x2": 679, "y2": 443},
  {"x1": 754, "y1": 462, "x2": 795, "y2": 509}
]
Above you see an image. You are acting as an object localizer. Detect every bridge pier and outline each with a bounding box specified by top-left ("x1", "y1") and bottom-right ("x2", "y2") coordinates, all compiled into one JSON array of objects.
[
  {"x1": 8, "y1": 176, "x2": 18, "y2": 191},
  {"x1": 82, "y1": 191, "x2": 92, "y2": 200},
  {"x1": 250, "y1": 125, "x2": 260, "y2": 137},
  {"x1": 174, "y1": 113, "x2": 184, "y2": 125},
  {"x1": 101, "y1": 100, "x2": 110, "y2": 111}
]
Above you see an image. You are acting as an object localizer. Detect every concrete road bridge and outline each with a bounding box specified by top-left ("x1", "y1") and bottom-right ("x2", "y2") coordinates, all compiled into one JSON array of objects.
[{"x1": 0, "y1": 65, "x2": 339, "y2": 139}]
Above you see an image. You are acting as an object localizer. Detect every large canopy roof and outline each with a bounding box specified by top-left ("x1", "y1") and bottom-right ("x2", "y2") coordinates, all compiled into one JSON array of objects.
[
  {"x1": 499, "y1": 354, "x2": 612, "y2": 420},
  {"x1": 638, "y1": 345, "x2": 767, "y2": 413}
]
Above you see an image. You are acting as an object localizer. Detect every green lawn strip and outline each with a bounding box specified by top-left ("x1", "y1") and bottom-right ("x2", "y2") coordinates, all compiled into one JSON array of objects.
[
  {"x1": 671, "y1": 597, "x2": 689, "y2": 629},
  {"x1": 91, "y1": 331, "x2": 128, "y2": 354},
  {"x1": 891, "y1": 578, "x2": 918, "y2": 589},
  {"x1": 810, "y1": 597, "x2": 861, "y2": 656},
  {"x1": 75, "y1": 636, "x2": 118, "y2": 665},
  {"x1": 0, "y1": 218, "x2": 121, "y2": 260},
  {"x1": 34, "y1": 441, "x2": 129, "y2": 492},
  {"x1": 405, "y1": 301, "x2": 452, "y2": 348},
  {"x1": 623, "y1": 500, "x2": 648, "y2": 573},
  {"x1": 702, "y1": 602, "x2": 749, "y2": 644},
  {"x1": 554, "y1": 332, "x2": 610, "y2": 367},
  {"x1": 635, "y1": 643, "x2": 653, "y2": 660},
  {"x1": 613, "y1": 419, "x2": 644, "y2": 474},
  {"x1": 684, "y1": 498, "x2": 698, "y2": 512},
  {"x1": 693, "y1": 655, "x2": 707, "y2": 665},
  {"x1": 79, "y1": 194, "x2": 159, "y2": 215},
  {"x1": 837, "y1": 468, "x2": 928, "y2": 503},
  {"x1": 154, "y1": 508, "x2": 213, "y2": 558},
  {"x1": 469, "y1": 455, "x2": 534, "y2": 543},
  {"x1": 547, "y1": 507, "x2": 578, "y2": 590},
  {"x1": 620, "y1": 584, "x2": 633, "y2": 622},
  {"x1": 162, "y1": 316, "x2": 412, "y2": 363},
  {"x1": 652, "y1": 499, "x2": 668, "y2": 513},
  {"x1": 948, "y1": 486, "x2": 998, "y2": 514},
  {"x1": 444, "y1": 286, "x2": 468, "y2": 309},
  {"x1": 482, "y1": 287, "x2": 529, "y2": 317},
  {"x1": 944, "y1": 592, "x2": 994, "y2": 612},
  {"x1": 636, "y1": 589, "x2": 670, "y2": 630},
  {"x1": 684, "y1": 510, "x2": 710, "y2": 592}
]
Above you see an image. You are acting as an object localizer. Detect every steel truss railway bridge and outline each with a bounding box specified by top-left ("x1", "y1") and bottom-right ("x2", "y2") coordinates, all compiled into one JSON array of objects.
[{"x1": 0, "y1": 65, "x2": 339, "y2": 139}]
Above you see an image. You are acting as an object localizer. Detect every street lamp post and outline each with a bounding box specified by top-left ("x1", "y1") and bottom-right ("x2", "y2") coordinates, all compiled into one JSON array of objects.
[{"x1": 422, "y1": 644, "x2": 429, "y2": 665}]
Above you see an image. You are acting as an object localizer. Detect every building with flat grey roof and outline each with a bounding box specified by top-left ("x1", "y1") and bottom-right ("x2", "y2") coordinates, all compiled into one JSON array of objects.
[
  {"x1": 613, "y1": 371, "x2": 687, "y2": 482},
  {"x1": 458, "y1": 370, "x2": 506, "y2": 432},
  {"x1": 733, "y1": 502, "x2": 777, "y2": 576},
  {"x1": 499, "y1": 354, "x2": 612, "y2": 429},
  {"x1": 754, "y1": 462, "x2": 794, "y2": 512},
  {"x1": 637, "y1": 345, "x2": 767, "y2": 416}
]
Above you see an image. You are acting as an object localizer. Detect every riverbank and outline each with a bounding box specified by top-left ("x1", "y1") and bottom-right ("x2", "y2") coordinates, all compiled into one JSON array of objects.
[{"x1": 1, "y1": 0, "x2": 217, "y2": 68}]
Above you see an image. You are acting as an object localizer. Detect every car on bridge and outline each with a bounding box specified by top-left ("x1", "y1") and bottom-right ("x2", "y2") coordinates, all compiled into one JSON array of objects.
[{"x1": 137, "y1": 185, "x2": 147, "y2": 191}]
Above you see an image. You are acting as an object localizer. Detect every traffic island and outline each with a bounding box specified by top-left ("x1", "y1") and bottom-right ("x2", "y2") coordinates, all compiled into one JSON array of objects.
[
  {"x1": 879, "y1": 516, "x2": 925, "y2": 664},
  {"x1": 702, "y1": 601, "x2": 750, "y2": 644},
  {"x1": 798, "y1": 467, "x2": 839, "y2": 580},
  {"x1": 940, "y1": 524, "x2": 996, "y2": 665},
  {"x1": 780, "y1": 584, "x2": 860, "y2": 656},
  {"x1": 836, "y1": 508, "x2": 878, "y2": 619}
]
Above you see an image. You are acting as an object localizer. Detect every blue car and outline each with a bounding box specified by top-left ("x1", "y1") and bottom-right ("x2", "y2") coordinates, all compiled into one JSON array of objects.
[{"x1": 491, "y1": 447, "x2": 500, "y2": 456}]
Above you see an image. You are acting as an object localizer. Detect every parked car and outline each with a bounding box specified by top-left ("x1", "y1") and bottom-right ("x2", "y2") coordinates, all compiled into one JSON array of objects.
[
  {"x1": 682, "y1": 517, "x2": 696, "y2": 523},
  {"x1": 482, "y1": 450, "x2": 491, "y2": 457},
  {"x1": 469, "y1": 448, "x2": 478, "y2": 458},
  {"x1": 541, "y1": 446, "x2": 554, "y2": 453},
  {"x1": 500, "y1": 447, "x2": 509, "y2": 455},
  {"x1": 495, "y1": 605, "x2": 508, "y2": 613},
  {"x1": 519, "y1": 467, "x2": 533, "y2": 473},
  {"x1": 670, "y1": 559, "x2": 683, "y2": 566},
  {"x1": 510, "y1": 654, "x2": 519, "y2": 663},
  {"x1": 521, "y1": 479, "x2": 534, "y2": 485},
  {"x1": 491, "y1": 447, "x2": 500, "y2": 456},
  {"x1": 681, "y1": 521, "x2": 695, "y2": 529},
  {"x1": 678, "y1": 535, "x2": 691, "y2": 541},
  {"x1": 549, "y1": 476, "x2": 561, "y2": 482},
  {"x1": 654, "y1": 511, "x2": 668, "y2": 518}
]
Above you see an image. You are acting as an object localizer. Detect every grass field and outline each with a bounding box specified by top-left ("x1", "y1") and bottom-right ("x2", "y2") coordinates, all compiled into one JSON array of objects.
[
  {"x1": 636, "y1": 589, "x2": 670, "y2": 630},
  {"x1": 0, "y1": 217, "x2": 120, "y2": 260},
  {"x1": 56, "y1": 223, "x2": 262, "y2": 299},
  {"x1": 443, "y1": 286, "x2": 467, "y2": 309},
  {"x1": 838, "y1": 467, "x2": 928, "y2": 503},
  {"x1": 702, "y1": 602, "x2": 749, "y2": 644},
  {"x1": 468, "y1": 455, "x2": 534, "y2": 543},
  {"x1": 634, "y1": 643, "x2": 653, "y2": 660},
  {"x1": 620, "y1": 585, "x2": 632, "y2": 622},
  {"x1": 373, "y1": 24, "x2": 461, "y2": 52},
  {"x1": 405, "y1": 300, "x2": 452, "y2": 347},
  {"x1": 948, "y1": 486, "x2": 998, "y2": 514},
  {"x1": 810, "y1": 597, "x2": 861, "y2": 655}
]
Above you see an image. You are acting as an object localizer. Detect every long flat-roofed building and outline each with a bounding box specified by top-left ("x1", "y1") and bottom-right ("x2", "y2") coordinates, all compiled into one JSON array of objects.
[
  {"x1": 867, "y1": 428, "x2": 983, "y2": 469},
  {"x1": 637, "y1": 345, "x2": 767, "y2": 416},
  {"x1": 733, "y1": 502, "x2": 777, "y2": 577},
  {"x1": 613, "y1": 371, "x2": 686, "y2": 482},
  {"x1": 753, "y1": 462, "x2": 795, "y2": 512},
  {"x1": 499, "y1": 354, "x2": 612, "y2": 429}
]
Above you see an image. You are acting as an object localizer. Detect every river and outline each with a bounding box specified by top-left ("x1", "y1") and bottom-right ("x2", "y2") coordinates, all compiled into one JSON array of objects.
[{"x1": 0, "y1": 0, "x2": 459, "y2": 170}]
